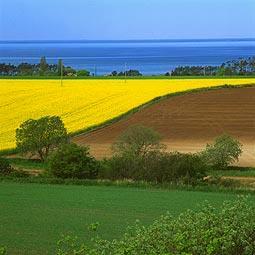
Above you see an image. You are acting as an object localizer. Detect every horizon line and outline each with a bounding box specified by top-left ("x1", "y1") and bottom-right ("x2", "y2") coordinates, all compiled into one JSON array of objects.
[{"x1": 1, "y1": 37, "x2": 255, "y2": 44}]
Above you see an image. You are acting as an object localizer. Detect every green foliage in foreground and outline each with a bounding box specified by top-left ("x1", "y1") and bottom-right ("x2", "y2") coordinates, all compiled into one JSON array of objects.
[
  {"x1": 57, "y1": 197, "x2": 255, "y2": 255},
  {"x1": 1, "y1": 182, "x2": 253, "y2": 255},
  {"x1": 0, "y1": 247, "x2": 6, "y2": 255}
]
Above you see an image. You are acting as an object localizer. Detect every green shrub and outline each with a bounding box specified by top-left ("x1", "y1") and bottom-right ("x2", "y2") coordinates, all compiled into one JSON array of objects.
[
  {"x1": 146, "y1": 151, "x2": 206, "y2": 183},
  {"x1": 201, "y1": 134, "x2": 243, "y2": 169},
  {"x1": 0, "y1": 157, "x2": 13, "y2": 175},
  {"x1": 102, "y1": 151, "x2": 206, "y2": 183},
  {"x1": 57, "y1": 197, "x2": 255, "y2": 255},
  {"x1": 142, "y1": 151, "x2": 206, "y2": 183},
  {"x1": 104, "y1": 125, "x2": 206, "y2": 183},
  {"x1": 47, "y1": 143, "x2": 99, "y2": 179},
  {"x1": 0, "y1": 157, "x2": 29, "y2": 177},
  {"x1": 0, "y1": 247, "x2": 6, "y2": 255}
]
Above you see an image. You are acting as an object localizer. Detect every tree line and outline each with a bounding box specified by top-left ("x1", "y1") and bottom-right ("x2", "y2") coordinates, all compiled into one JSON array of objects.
[
  {"x1": 1, "y1": 116, "x2": 243, "y2": 184},
  {"x1": 168, "y1": 57, "x2": 255, "y2": 76},
  {"x1": 0, "y1": 57, "x2": 90, "y2": 77},
  {"x1": 0, "y1": 56, "x2": 254, "y2": 77},
  {"x1": 0, "y1": 57, "x2": 142, "y2": 77}
]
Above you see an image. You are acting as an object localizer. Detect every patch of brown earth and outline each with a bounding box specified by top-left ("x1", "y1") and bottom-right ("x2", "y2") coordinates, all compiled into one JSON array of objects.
[{"x1": 73, "y1": 87, "x2": 255, "y2": 166}]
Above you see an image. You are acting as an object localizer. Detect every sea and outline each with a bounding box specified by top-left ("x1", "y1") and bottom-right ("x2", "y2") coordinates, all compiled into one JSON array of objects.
[{"x1": 0, "y1": 39, "x2": 255, "y2": 75}]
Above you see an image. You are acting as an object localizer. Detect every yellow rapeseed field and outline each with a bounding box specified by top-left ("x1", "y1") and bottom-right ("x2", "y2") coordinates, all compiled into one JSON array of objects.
[{"x1": 0, "y1": 78, "x2": 254, "y2": 150}]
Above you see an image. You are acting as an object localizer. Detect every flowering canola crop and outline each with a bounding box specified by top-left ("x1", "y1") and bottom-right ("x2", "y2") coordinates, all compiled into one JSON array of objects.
[{"x1": 0, "y1": 78, "x2": 254, "y2": 150}]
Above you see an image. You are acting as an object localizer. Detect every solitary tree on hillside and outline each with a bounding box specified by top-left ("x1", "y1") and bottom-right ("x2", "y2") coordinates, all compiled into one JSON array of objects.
[
  {"x1": 201, "y1": 134, "x2": 243, "y2": 169},
  {"x1": 112, "y1": 125, "x2": 165, "y2": 157},
  {"x1": 16, "y1": 116, "x2": 68, "y2": 161}
]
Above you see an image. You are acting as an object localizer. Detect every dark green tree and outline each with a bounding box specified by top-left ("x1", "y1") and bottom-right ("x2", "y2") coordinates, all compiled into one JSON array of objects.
[
  {"x1": 112, "y1": 125, "x2": 164, "y2": 157},
  {"x1": 39, "y1": 56, "x2": 48, "y2": 75},
  {"x1": 47, "y1": 143, "x2": 99, "y2": 179},
  {"x1": 57, "y1": 59, "x2": 63, "y2": 76},
  {"x1": 16, "y1": 116, "x2": 68, "y2": 161}
]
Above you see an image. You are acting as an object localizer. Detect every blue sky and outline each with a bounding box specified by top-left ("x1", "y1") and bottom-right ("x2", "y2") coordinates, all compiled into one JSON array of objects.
[{"x1": 0, "y1": 0, "x2": 254, "y2": 40}]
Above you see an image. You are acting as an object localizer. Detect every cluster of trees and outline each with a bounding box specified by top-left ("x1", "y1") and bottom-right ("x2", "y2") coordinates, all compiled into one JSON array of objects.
[
  {"x1": 108, "y1": 70, "x2": 142, "y2": 76},
  {"x1": 0, "y1": 116, "x2": 243, "y2": 185},
  {"x1": 103, "y1": 125, "x2": 205, "y2": 183},
  {"x1": 168, "y1": 66, "x2": 219, "y2": 76},
  {"x1": 101, "y1": 126, "x2": 242, "y2": 183},
  {"x1": 168, "y1": 57, "x2": 255, "y2": 76},
  {"x1": 0, "y1": 57, "x2": 90, "y2": 77},
  {"x1": 0, "y1": 59, "x2": 142, "y2": 77}
]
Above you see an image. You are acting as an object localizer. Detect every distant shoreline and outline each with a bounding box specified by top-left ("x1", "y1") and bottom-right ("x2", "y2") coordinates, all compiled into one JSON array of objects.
[{"x1": 1, "y1": 40, "x2": 254, "y2": 75}]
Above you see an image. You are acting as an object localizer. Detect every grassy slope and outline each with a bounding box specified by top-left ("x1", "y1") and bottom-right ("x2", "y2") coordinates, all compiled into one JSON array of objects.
[
  {"x1": 0, "y1": 182, "x2": 251, "y2": 255},
  {"x1": 7, "y1": 158, "x2": 46, "y2": 170},
  {"x1": 210, "y1": 168, "x2": 255, "y2": 177}
]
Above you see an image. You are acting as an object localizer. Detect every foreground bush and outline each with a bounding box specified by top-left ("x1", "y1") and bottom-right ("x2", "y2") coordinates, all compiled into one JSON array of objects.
[
  {"x1": 0, "y1": 247, "x2": 6, "y2": 255},
  {"x1": 103, "y1": 151, "x2": 206, "y2": 183},
  {"x1": 47, "y1": 143, "x2": 99, "y2": 179},
  {"x1": 57, "y1": 197, "x2": 255, "y2": 255}
]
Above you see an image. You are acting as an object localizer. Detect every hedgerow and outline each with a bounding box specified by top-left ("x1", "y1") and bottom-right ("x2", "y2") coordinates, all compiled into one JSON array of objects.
[{"x1": 57, "y1": 197, "x2": 255, "y2": 255}]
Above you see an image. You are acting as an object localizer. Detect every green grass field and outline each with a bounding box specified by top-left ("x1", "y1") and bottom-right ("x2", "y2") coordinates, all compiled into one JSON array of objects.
[
  {"x1": 209, "y1": 167, "x2": 255, "y2": 177},
  {"x1": 8, "y1": 158, "x2": 46, "y2": 170},
  {"x1": 212, "y1": 170, "x2": 255, "y2": 177},
  {"x1": 1, "y1": 182, "x2": 254, "y2": 254}
]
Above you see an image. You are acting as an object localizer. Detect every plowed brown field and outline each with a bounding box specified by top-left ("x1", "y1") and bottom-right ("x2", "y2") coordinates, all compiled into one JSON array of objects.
[{"x1": 73, "y1": 87, "x2": 255, "y2": 166}]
